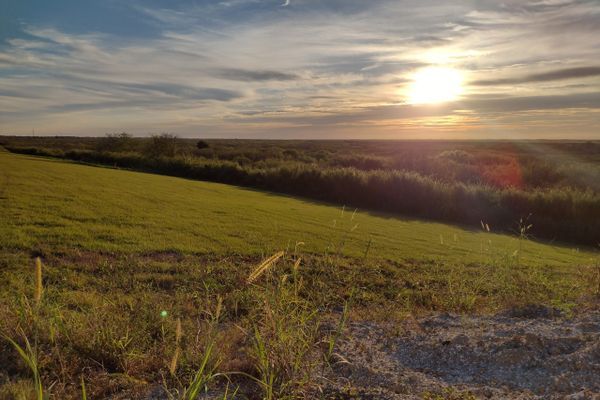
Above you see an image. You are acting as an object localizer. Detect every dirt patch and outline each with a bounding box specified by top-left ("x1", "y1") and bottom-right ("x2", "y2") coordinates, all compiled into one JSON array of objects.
[{"x1": 322, "y1": 308, "x2": 600, "y2": 399}]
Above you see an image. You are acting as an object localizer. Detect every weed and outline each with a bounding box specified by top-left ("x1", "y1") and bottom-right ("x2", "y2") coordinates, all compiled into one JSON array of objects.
[
  {"x1": 324, "y1": 298, "x2": 350, "y2": 366},
  {"x1": 247, "y1": 253, "x2": 322, "y2": 399},
  {"x1": 4, "y1": 333, "x2": 45, "y2": 400}
]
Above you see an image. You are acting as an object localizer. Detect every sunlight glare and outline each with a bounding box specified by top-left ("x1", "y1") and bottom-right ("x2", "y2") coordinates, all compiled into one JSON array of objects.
[{"x1": 408, "y1": 67, "x2": 464, "y2": 105}]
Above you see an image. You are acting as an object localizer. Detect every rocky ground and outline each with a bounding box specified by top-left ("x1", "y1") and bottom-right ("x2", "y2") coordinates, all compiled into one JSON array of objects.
[{"x1": 321, "y1": 306, "x2": 600, "y2": 399}]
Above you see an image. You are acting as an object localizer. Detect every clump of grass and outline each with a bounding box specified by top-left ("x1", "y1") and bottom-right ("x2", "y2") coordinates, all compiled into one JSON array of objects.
[
  {"x1": 181, "y1": 338, "x2": 218, "y2": 400},
  {"x1": 515, "y1": 216, "x2": 533, "y2": 266},
  {"x1": 2, "y1": 257, "x2": 49, "y2": 399},
  {"x1": 246, "y1": 252, "x2": 326, "y2": 399},
  {"x1": 168, "y1": 297, "x2": 230, "y2": 400},
  {"x1": 327, "y1": 206, "x2": 360, "y2": 263},
  {"x1": 4, "y1": 333, "x2": 44, "y2": 400},
  {"x1": 581, "y1": 251, "x2": 600, "y2": 298},
  {"x1": 324, "y1": 298, "x2": 351, "y2": 366}
]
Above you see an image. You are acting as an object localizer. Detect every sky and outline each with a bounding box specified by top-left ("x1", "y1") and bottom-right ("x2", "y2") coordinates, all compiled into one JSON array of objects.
[{"x1": 1, "y1": 0, "x2": 599, "y2": 139}]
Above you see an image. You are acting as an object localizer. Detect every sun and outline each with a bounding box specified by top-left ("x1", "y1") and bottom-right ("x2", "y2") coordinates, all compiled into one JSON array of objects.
[{"x1": 408, "y1": 67, "x2": 464, "y2": 105}]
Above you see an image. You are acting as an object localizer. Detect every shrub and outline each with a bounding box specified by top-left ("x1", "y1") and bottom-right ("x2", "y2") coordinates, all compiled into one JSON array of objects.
[
  {"x1": 145, "y1": 134, "x2": 178, "y2": 158},
  {"x1": 95, "y1": 133, "x2": 133, "y2": 153},
  {"x1": 196, "y1": 140, "x2": 210, "y2": 150}
]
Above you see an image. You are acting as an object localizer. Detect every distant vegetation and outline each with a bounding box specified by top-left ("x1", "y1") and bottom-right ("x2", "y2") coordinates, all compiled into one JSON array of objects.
[{"x1": 2, "y1": 136, "x2": 600, "y2": 246}]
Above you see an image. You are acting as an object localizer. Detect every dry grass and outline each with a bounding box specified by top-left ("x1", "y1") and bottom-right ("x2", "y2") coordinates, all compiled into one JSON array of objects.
[
  {"x1": 169, "y1": 318, "x2": 183, "y2": 376},
  {"x1": 247, "y1": 251, "x2": 285, "y2": 285},
  {"x1": 1, "y1": 245, "x2": 597, "y2": 399},
  {"x1": 34, "y1": 257, "x2": 43, "y2": 306}
]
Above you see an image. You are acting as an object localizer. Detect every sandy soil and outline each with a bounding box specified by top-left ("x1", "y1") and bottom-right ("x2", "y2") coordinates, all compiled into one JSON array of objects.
[{"x1": 321, "y1": 306, "x2": 600, "y2": 399}]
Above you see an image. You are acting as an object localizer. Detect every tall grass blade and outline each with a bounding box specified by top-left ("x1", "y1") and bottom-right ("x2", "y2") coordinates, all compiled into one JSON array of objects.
[
  {"x1": 4, "y1": 334, "x2": 44, "y2": 400},
  {"x1": 80, "y1": 376, "x2": 87, "y2": 400},
  {"x1": 184, "y1": 340, "x2": 216, "y2": 400}
]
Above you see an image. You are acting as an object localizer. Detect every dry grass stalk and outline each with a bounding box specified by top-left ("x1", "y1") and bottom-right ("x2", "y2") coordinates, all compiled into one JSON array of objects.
[
  {"x1": 169, "y1": 347, "x2": 180, "y2": 376},
  {"x1": 247, "y1": 251, "x2": 285, "y2": 284},
  {"x1": 175, "y1": 317, "x2": 182, "y2": 343},
  {"x1": 214, "y1": 296, "x2": 223, "y2": 321},
  {"x1": 169, "y1": 318, "x2": 183, "y2": 375},
  {"x1": 293, "y1": 257, "x2": 301, "y2": 272},
  {"x1": 34, "y1": 257, "x2": 43, "y2": 305}
]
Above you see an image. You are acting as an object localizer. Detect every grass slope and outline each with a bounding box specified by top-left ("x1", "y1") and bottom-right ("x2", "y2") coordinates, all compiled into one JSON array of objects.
[
  {"x1": 0, "y1": 151, "x2": 594, "y2": 266},
  {"x1": 1, "y1": 151, "x2": 599, "y2": 399}
]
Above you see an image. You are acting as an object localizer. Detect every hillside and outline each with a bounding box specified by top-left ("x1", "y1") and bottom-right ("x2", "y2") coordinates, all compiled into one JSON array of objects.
[
  {"x1": 1, "y1": 151, "x2": 598, "y2": 399},
  {"x1": 0, "y1": 151, "x2": 594, "y2": 266}
]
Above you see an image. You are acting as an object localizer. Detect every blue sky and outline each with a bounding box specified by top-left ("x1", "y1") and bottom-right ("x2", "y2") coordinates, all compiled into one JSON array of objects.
[{"x1": 1, "y1": 0, "x2": 599, "y2": 138}]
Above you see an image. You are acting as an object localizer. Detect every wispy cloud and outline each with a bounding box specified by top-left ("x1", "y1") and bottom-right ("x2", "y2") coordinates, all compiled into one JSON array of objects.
[
  {"x1": 214, "y1": 68, "x2": 298, "y2": 81},
  {"x1": 0, "y1": 0, "x2": 599, "y2": 138},
  {"x1": 472, "y1": 66, "x2": 600, "y2": 86}
]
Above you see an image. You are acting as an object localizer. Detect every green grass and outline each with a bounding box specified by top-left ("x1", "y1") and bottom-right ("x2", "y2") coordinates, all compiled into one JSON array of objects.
[
  {"x1": 1, "y1": 150, "x2": 598, "y2": 399},
  {"x1": 0, "y1": 151, "x2": 595, "y2": 266}
]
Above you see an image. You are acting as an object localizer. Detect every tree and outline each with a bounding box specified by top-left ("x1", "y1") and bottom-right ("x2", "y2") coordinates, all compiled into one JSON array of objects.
[
  {"x1": 196, "y1": 140, "x2": 210, "y2": 150},
  {"x1": 96, "y1": 133, "x2": 133, "y2": 152},
  {"x1": 145, "y1": 133, "x2": 178, "y2": 158}
]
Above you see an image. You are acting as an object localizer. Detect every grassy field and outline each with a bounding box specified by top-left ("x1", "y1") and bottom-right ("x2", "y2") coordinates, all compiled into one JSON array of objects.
[
  {"x1": 0, "y1": 151, "x2": 594, "y2": 266},
  {"x1": 1, "y1": 150, "x2": 598, "y2": 399}
]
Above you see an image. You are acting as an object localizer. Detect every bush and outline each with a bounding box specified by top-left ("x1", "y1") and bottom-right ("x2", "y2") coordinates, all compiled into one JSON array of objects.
[
  {"x1": 95, "y1": 133, "x2": 134, "y2": 153},
  {"x1": 196, "y1": 140, "x2": 210, "y2": 150},
  {"x1": 145, "y1": 134, "x2": 178, "y2": 158}
]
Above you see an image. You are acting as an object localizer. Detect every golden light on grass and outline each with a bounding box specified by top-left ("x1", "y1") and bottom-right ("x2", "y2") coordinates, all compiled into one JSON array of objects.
[
  {"x1": 247, "y1": 251, "x2": 285, "y2": 284},
  {"x1": 292, "y1": 257, "x2": 301, "y2": 273},
  {"x1": 34, "y1": 257, "x2": 43, "y2": 305},
  {"x1": 408, "y1": 66, "x2": 464, "y2": 105}
]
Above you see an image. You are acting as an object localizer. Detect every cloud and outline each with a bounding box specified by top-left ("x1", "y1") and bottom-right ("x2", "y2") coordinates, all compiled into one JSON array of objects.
[
  {"x1": 0, "y1": 83, "x2": 243, "y2": 118},
  {"x1": 472, "y1": 66, "x2": 600, "y2": 86},
  {"x1": 464, "y1": 92, "x2": 600, "y2": 112},
  {"x1": 1, "y1": 0, "x2": 600, "y2": 138},
  {"x1": 115, "y1": 82, "x2": 242, "y2": 101},
  {"x1": 226, "y1": 92, "x2": 600, "y2": 127},
  {"x1": 214, "y1": 68, "x2": 298, "y2": 81},
  {"x1": 527, "y1": 0, "x2": 577, "y2": 8}
]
